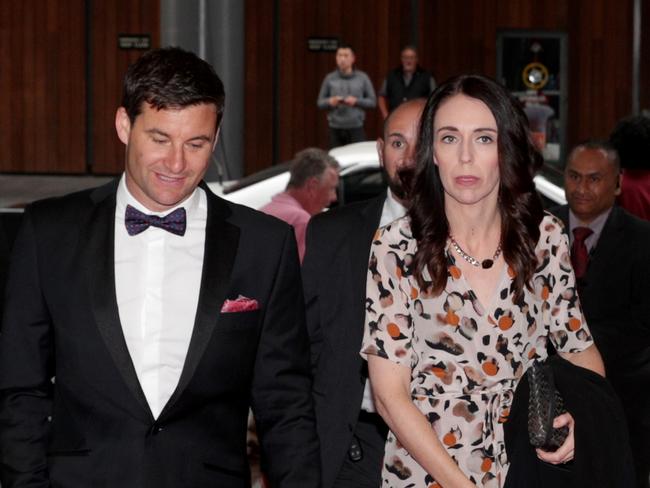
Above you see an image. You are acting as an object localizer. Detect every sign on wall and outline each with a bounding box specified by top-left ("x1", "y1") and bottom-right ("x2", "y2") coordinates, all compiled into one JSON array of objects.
[{"x1": 118, "y1": 34, "x2": 151, "y2": 50}]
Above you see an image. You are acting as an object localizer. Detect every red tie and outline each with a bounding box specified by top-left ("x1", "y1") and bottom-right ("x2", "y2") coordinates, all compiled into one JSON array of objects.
[{"x1": 571, "y1": 227, "x2": 593, "y2": 279}]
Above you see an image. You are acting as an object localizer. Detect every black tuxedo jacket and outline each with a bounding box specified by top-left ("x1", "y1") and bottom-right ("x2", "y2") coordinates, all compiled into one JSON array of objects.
[
  {"x1": 0, "y1": 181, "x2": 320, "y2": 488},
  {"x1": 549, "y1": 205, "x2": 650, "y2": 383},
  {"x1": 302, "y1": 195, "x2": 385, "y2": 488}
]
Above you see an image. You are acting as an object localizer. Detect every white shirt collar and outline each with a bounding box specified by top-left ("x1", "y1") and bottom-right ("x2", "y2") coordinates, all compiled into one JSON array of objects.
[
  {"x1": 380, "y1": 188, "x2": 407, "y2": 227},
  {"x1": 567, "y1": 207, "x2": 612, "y2": 250}
]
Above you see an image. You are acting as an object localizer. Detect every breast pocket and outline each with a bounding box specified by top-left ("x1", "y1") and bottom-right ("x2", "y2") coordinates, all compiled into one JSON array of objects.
[{"x1": 218, "y1": 309, "x2": 260, "y2": 331}]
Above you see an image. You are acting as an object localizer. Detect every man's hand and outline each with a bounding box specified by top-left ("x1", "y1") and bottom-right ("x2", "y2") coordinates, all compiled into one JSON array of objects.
[
  {"x1": 329, "y1": 96, "x2": 343, "y2": 107},
  {"x1": 536, "y1": 412, "x2": 575, "y2": 464},
  {"x1": 343, "y1": 95, "x2": 357, "y2": 106}
]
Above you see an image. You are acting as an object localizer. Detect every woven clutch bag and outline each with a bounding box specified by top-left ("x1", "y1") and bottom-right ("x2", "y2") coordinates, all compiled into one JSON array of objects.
[{"x1": 527, "y1": 360, "x2": 569, "y2": 451}]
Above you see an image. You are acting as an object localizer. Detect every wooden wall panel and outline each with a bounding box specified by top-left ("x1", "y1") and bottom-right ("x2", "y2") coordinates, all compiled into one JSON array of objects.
[
  {"x1": 244, "y1": 0, "x2": 638, "y2": 176},
  {"x1": 243, "y1": 0, "x2": 277, "y2": 175},
  {"x1": 0, "y1": 0, "x2": 86, "y2": 173},
  {"x1": 244, "y1": 0, "x2": 412, "y2": 175},
  {"x1": 567, "y1": 0, "x2": 634, "y2": 142},
  {"x1": 642, "y1": 0, "x2": 650, "y2": 112},
  {"x1": 0, "y1": 0, "x2": 643, "y2": 176},
  {"x1": 418, "y1": 0, "x2": 634, "y2": 156},
  {"x1": 90, "y1": 0, "x2": 161, "y2": 174}
]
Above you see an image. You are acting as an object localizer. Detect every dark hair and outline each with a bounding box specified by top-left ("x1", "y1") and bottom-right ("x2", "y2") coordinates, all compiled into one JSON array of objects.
[
  {"x1": 287, "y1": 148, "x2": 340, "y2": 189},
  {"x1": 568, "y1": 140, "x2": 620, "y2": 172},
  {"x1": 409, "y1": 74, "x2": 544, "y2": 302},
  {"x1": 121, "y1": 46, "x2": 225, "y2": 126},
  {"x1": 336, "y1": 43, "x2": 355, "y2": 53},
  {"x1": 609, "y1": 115, "x2": 650, "y2": 170}
]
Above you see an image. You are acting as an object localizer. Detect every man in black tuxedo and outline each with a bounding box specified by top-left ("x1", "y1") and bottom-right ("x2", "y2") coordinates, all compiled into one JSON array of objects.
[
  {"x1": 0, "y1": 47, "x2": 319, "y2": 488},
  {"x1": 550, "y1": 141, "x2": 650, "y2": 488},
  {"x1": 303, "y1": 99, "x2": 425, "y2": 488}
]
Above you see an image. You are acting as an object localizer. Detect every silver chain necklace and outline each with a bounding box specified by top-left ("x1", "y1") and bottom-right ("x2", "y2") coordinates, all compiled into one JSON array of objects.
[{"x1": 449, "y1": 236, "x2": 502, "y2": 269}]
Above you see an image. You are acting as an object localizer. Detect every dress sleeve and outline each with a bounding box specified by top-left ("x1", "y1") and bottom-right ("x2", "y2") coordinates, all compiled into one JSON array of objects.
[
  {"x1": 360, "y1": 223, "x2": 416, "y2": 368},
  {"x1": 541, "y1": 216, "x2": 594, "y2": 353}
]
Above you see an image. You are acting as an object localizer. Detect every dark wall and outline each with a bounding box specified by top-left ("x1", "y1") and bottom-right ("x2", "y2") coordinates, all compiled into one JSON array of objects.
[
  {"x1": 244, "y1": 0, "x2": 642, "y2": 175},
  {"x1": 420, "y1": 0, "x2": 635, "y2": 161},
  {"x1": 90, "y1": 0, "x2": 162, "y2": 174},
  {"x1": 245, "y1": 0, "x2": 413, "y2": 174},
  {"x1": 0, "y1": 0, "x2": 86, "y2": 173},
  {"x1": 0, "y1": 0, "x2": 160, "y2": 174},
  {"x1": 642, "y1": 0, "x2": 650, "y2": 112},
  {"x1": 1, "y1": 1, "x2": 647, "y2": 175}
]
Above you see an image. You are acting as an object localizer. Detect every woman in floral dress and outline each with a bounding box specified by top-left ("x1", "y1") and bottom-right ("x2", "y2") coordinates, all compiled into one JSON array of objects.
[{"x1": 361, "y1": 75, "x2": 605, "y2": 488}]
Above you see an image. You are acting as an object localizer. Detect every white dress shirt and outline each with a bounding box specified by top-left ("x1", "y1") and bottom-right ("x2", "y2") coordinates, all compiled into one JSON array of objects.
[
  {"x1": 361, "y1": 189, "x2": 407, "y2": 413},
  {"x1": 114, "y1": 176, "x2": 207, "y2": 418}
]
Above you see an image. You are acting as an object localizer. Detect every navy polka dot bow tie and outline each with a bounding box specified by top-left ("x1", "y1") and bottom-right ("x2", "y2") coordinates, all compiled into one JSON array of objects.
[{"x1": 125, "y1": 204, "x2": 187, "y2": 236}]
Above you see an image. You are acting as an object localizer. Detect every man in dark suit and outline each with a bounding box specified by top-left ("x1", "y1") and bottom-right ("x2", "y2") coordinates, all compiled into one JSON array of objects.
[
  {"x1": 550, "y1": 140, "x2": 650, "y2": 488},
  {"x1": 377, "y1": 46, "x2": 435, "y2": 119},
  {"x1": 0, "y1": 216, "x2": 9, "y2": 319},
  {"x1": 303, "y1": 99, "x2": 425, "y2": 488},
  {"x1": 0, "y1": 47, "x2": 319, "y2": 488}
]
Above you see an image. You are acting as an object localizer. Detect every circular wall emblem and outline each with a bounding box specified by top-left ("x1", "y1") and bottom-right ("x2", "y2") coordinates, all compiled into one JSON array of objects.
[{"x1": 522, "y1": 62, "x2": 549, "y2": 90}]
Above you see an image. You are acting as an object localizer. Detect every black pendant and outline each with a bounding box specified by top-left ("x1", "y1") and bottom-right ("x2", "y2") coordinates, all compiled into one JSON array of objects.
[{"x1": 481, "y1": 259, "x2": 494, "y2": 269}]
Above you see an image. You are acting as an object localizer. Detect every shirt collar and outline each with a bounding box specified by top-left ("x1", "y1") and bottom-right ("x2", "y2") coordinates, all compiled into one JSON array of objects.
[
  {"x1": 116, "y1": 173, "x2": 203, "y2": 219},
  {"x1": 271, "y1": 191, "x2": 302, "y2": 207},
  {"x1": 568, "y1": 206, "x2": 612, "y2": 246},
  {"x1": 380, "y1": 188, "x2": 407, "y2": 227}
]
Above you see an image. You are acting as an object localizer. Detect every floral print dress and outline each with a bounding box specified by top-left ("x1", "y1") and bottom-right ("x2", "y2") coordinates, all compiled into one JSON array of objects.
[{"x1": 360, "y1": 214, "x2": 594, "y2": 488}]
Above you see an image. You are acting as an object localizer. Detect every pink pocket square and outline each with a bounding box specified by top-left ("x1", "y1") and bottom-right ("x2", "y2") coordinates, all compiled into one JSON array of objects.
[{"x1": 221, "y1": 295, "x2": 259, "y2": 313}]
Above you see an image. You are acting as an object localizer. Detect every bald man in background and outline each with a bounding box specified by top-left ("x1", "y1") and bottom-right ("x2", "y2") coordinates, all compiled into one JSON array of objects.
[{"x1": 303, "y1": 99, "x2": 426, "y2": 488}]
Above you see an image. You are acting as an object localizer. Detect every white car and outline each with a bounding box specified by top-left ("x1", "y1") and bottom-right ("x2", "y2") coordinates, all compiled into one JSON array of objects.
[{"x1": 207, "y1": 141, "x2": 566, "y2": 209}]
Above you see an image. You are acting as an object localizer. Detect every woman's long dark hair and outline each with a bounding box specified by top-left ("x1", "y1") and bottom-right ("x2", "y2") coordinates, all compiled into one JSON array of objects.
[{"x1": 409, "y1": 74, "x2": 544, "y2": 303}]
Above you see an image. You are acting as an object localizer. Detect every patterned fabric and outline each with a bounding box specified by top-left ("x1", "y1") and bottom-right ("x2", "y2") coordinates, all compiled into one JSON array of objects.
[
  {"x1": 361, "y1": 214, "x2": 593, "y2": 488},
  {"x1": 124, "y1": 204, "x2": 187, "y2": 236}
]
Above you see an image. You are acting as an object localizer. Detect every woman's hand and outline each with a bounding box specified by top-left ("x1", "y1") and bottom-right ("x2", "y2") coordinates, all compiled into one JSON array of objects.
[{"x1": 535, "y1": 412, "x2": 575, "y2": 464}]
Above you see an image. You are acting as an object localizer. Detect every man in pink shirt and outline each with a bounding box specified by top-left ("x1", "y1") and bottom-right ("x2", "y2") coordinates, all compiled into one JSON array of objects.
[{"x1": 261, "y1": 148, "x2": 340, "y2": 261}]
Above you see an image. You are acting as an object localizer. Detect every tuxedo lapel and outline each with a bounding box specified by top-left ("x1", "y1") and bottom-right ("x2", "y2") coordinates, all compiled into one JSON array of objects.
[
  {"x1": 84, "y1": 182, "x2": 153, "y2": 420},
  {"x1": 83, "y1": 182, "x2": 240, "y2": 420},
  {"x1": 161, "y1": 188, "x2": 240, "y2": 416}
]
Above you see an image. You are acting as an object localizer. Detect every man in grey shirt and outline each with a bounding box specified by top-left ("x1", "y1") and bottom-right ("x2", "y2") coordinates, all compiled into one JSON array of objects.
[{"x1": 317, "y1": 44, "x2": 376, "y2": 149}]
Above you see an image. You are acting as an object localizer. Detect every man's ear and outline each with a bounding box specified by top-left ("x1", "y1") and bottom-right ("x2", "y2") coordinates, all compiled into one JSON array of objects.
[
  {"x1": 377, "y1": 138, "x2": 385, "y2": 168},
  {"x1": 615, "y1": 171, "x2": 623, "y2": 196},
  {"x1": 306, "y1": 176, "x2": 321, "y2": 193},
  {"x1": 212, "y1": 125, "x2": 221, "y2": 152},
  {"x1": 115, "y1": 107, "x2": 131, "y2": 145}
]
